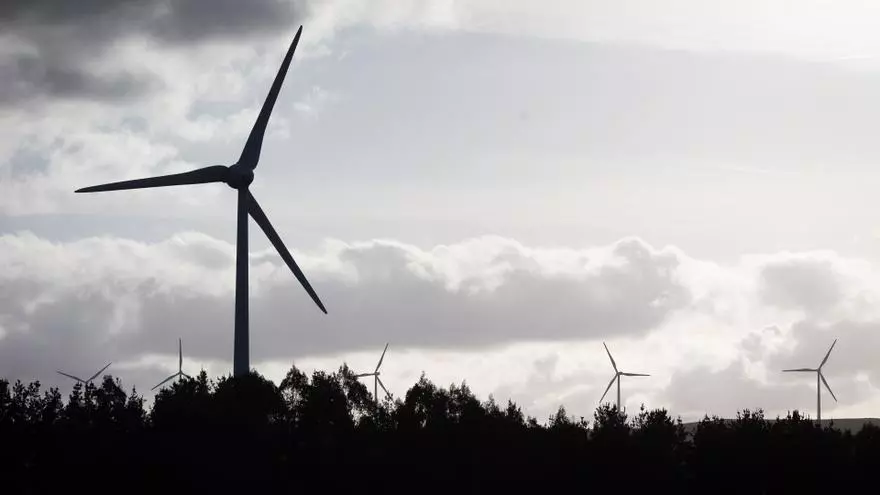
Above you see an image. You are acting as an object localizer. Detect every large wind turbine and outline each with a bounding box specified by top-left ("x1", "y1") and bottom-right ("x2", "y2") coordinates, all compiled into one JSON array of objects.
[
  {"x1": 152, "y1": 338, "x2": 192, "y2": 391},
  {"x1": 74, "y1": 26, "x2": 326, "y2": 377},
  {"x1": 599, "y1": 342, "x2": 650, "y2": 412},
  {"x1": 355, "y1": 343, "x2": 392, "y2": 404},
  {"x1": 782, "y1": 338, "x2": 838, "y2": 422},
  {"x1": 57, "y1": 362, "x2": 112, "y2": 386}
]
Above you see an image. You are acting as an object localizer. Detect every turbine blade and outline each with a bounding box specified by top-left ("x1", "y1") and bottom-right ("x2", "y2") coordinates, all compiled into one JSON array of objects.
[
  {"x1": 375, "y1": 343, "x2": 389, "y2": 373},
  {"x1": 354, "y1": 373, "x2": 376, "y2": 378},
  {"x1": 75, "y1": 165, "x2": 229, "y2": 193},
  {"x1": 820, "y1": 338, "x2": 838, "y2": 368},
  {"x1": 238, "y1": 26, "x2": 302, "y2": 169},
  {"x1": 603, "y1": 342, "x2": 618, "y2": 373},
  {"x1": 782, "y1": 368, "x2": 816, "y2": 372},
  {"x1": 182, "y1": 372, "x2": 192, "y2": 380},
  {"x1": 56, "y1": 371, "x2": 85, "y2": 383},
  {"x1": 599, "y1": 374, "x2": 617, "y2": 404},
  {"x1": 820, "y1": 373, "x2": 838, "y2": 402},
  {"x1": 87, "y1": 362, "x2": 112, "y2": 383},
  {"x1": 248, "y1": 191, "x2": 327, "y2": 313},
  {"x1": 620, "y1": 373, "x2": 650, "y2": 377},
  {"x1": 377, "y1": 377, "x2": 392, "y2": 399},
  {"x1": 151, "y1": 373, "x2": 178, "y2": 391},
  {"x1": 179, "y1": 338, "x2": 183, "y2": 371}
]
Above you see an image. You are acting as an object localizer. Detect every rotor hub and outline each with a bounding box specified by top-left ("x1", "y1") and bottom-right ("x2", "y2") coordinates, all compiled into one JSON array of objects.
[{"x1": 226, "y1": 164, "x2": 254, "y2": 189}]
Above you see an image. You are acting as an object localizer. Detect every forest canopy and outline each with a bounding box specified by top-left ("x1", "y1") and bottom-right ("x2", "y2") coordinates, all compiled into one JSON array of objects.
[{"x1": 1, "y1": 365, "x2": 877, "y2": 493}]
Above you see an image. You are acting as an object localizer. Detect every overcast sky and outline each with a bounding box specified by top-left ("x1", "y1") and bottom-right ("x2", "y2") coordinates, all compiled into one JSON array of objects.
[{"x1": 4, "y1": 0, "x2": 880, "y2": 422}]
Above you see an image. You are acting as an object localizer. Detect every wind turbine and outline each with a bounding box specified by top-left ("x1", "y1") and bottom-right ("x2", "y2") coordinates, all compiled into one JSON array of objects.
[
  {"x1": 782, "y1": 338, "x2": 838, "y2": 423},
  {"x1": 152, "y1": 338, "x2": 192, "y2": 391},
  {"x1": 355, "y1": 343, "x2": 391, "y2": 404},
  {"x1": 599, "y1": 342, "x2": 650, "y2": 412},
  {"x1": 57, "y1": 362, "x2": 112, "y2": 386},
  {"x1": 74, "y1": 26, "x2": 327, "y2": 377}
]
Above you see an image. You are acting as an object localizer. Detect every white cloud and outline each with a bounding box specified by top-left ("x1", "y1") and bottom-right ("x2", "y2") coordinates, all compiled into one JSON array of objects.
[
  {"x1": 0, "y1": 21, "x2": 327, "y2": 216},
  {"x1": 1, "y1": 231, "x2": 880, "y2": 421},
  {"x1": 293, "y1": 85, "x2": 338, "y2": 117},
  {"x1": 317, "y1": 0, "x2": 880, "y2": 64}
]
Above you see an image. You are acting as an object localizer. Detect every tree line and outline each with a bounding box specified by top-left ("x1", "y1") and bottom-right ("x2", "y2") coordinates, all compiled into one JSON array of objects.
[{"x1": 1, "y1": 364, "x2": 877, "y2": 493}]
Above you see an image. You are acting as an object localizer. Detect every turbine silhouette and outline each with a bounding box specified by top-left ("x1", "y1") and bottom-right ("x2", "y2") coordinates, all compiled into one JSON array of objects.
[
  {"x1": 57, "y1": 362, "x2": 112, "y2": 386},
  {"x1": 355, "y1": 343, "x2": 392, "y2": 404},
  {"x1": 74, "y1": 26, "x2": 326, "y2": 377},
  {"x1": 152, "y1": 338, "x2": 192, "y2": 391},
  {"x1": 599, "y1": 342, "x2": 650, "y2": 412},
  {"x1": 782, "y1": 338, "x2": 838, "y2": 422}
]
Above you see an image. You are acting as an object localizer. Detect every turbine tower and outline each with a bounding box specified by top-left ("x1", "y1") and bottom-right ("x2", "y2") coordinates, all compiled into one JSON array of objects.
[
  {"x1": 57, "y1": 362, "x2": 112, "y2": 386},
  {"x1": 355, "y1": 343, "x2": 392, "y2": 404},
  {"x1": 152, "y1": 338, "x2": 192, "y2": 391},
  {"x1": 782, "y1": 338, "x2": 838, "y2": 422},
  {"x1": 74, "y1": 26, "x2": 327, "y2": 377},
  {"x1": 599, "y1": 342, "x2": 650, "y2": 412}
]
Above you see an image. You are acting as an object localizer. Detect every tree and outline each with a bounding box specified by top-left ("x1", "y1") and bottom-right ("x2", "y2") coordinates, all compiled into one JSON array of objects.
[
  {"x1": 630, "y1": 405, "x2": 687, "y2": 489},
  {"x1": 1, "y1": 368, "x2": 879, "y2": 490}
]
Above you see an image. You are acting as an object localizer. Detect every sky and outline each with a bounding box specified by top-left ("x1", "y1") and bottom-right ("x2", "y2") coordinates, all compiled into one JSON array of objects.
[{"x1": 3, "y1": 0, "x2": 880, "y2": 422}]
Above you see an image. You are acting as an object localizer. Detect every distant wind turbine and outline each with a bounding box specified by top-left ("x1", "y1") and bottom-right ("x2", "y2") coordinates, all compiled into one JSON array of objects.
[
  {"x1": 152, "y1": 338, "x2": 192, "y2": 391},
  {"x1": 74, "y1": 25, "x2": 327, "y2": 377},
  {"x1": 599, "y1": 342, "x2": 650, "y2": 412},
  {"x1": 782, "y1": 338, "x2": 838, "y2": 422},
  {"x1": 57, "y1": 362, "x2": 112, "y2": 386},
  {"x1": 355, "y1": 343, "x2": 392, "y2": 404}
]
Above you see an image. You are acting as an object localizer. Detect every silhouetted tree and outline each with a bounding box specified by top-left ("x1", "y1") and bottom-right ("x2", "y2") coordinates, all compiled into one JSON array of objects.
[
  {"x1": 630, "y1": 404, "x2": 688, "y2": 490},
  {"x1": 1, "y1": 369, "x2": 879, "y2": 491}
]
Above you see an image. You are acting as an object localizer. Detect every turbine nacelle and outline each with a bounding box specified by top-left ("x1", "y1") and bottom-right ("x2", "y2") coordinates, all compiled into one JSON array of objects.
[{"x1": 226, "y1": 164, "x2": 255, "y2": 189}]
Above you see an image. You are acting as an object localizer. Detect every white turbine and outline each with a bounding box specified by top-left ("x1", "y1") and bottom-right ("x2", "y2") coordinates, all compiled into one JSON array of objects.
[
  {"x1": 57, "y1": 362, "x2": 112, "y2": 386},
  {"x1": 74, "y1": 25, "x2": 326, "y2": 378},
  {"x1": 782, "y1": 338, "x2": 838, "y2": 423},
  {"x1": 355, "y1": 343, "x2": 392, "y2": 404},
  {"x1": 598, "y1": 342, "x2": 650, "y2": 412},
  {"x1": 152, "y1": 338, "x2": 192, "y2": 391}
]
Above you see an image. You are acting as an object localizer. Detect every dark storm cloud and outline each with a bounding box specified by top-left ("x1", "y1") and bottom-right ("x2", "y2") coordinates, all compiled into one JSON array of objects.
[{"x1": 0, "y1": 0, "x2": 311, "y2": 105}]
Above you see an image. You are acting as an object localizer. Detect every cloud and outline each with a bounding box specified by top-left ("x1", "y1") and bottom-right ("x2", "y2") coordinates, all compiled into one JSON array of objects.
[
  {"x1": 3, "y1": 230, "x2": 880, "y2": 420},
  {"x1": 7, "y1": 0, "x2": 880, "y2": 115},
  {"x1": 769, "y1": 320, "x2": 880, "y2": 385},
  {"x1": 0, "y1": 232, "x2": 689, "y2": 409},
  {"x1": 305, "y1": 0, "x2": 880, "y2": 65},
  {"x1": 665, "y1": 360, "x2": 813, "y2": 419},
  {"x1": 293, "y1": 85, "x2": 337, "y2": 116},
  {"x1": 9, "y1": 0, "x2": 880, "y2": 109},
  {"x1": 0, "y1": 52, "x2": 161, "y2": 105},
  {"x1": 0, "y1": 0, "x2": 312, "y2": 106},
  {"x1": 0, "y1": 233, "x2": 688, "y2": 364},
  {"x1": 759, "y1": 258, "x2": 843, "y2": 314}
]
